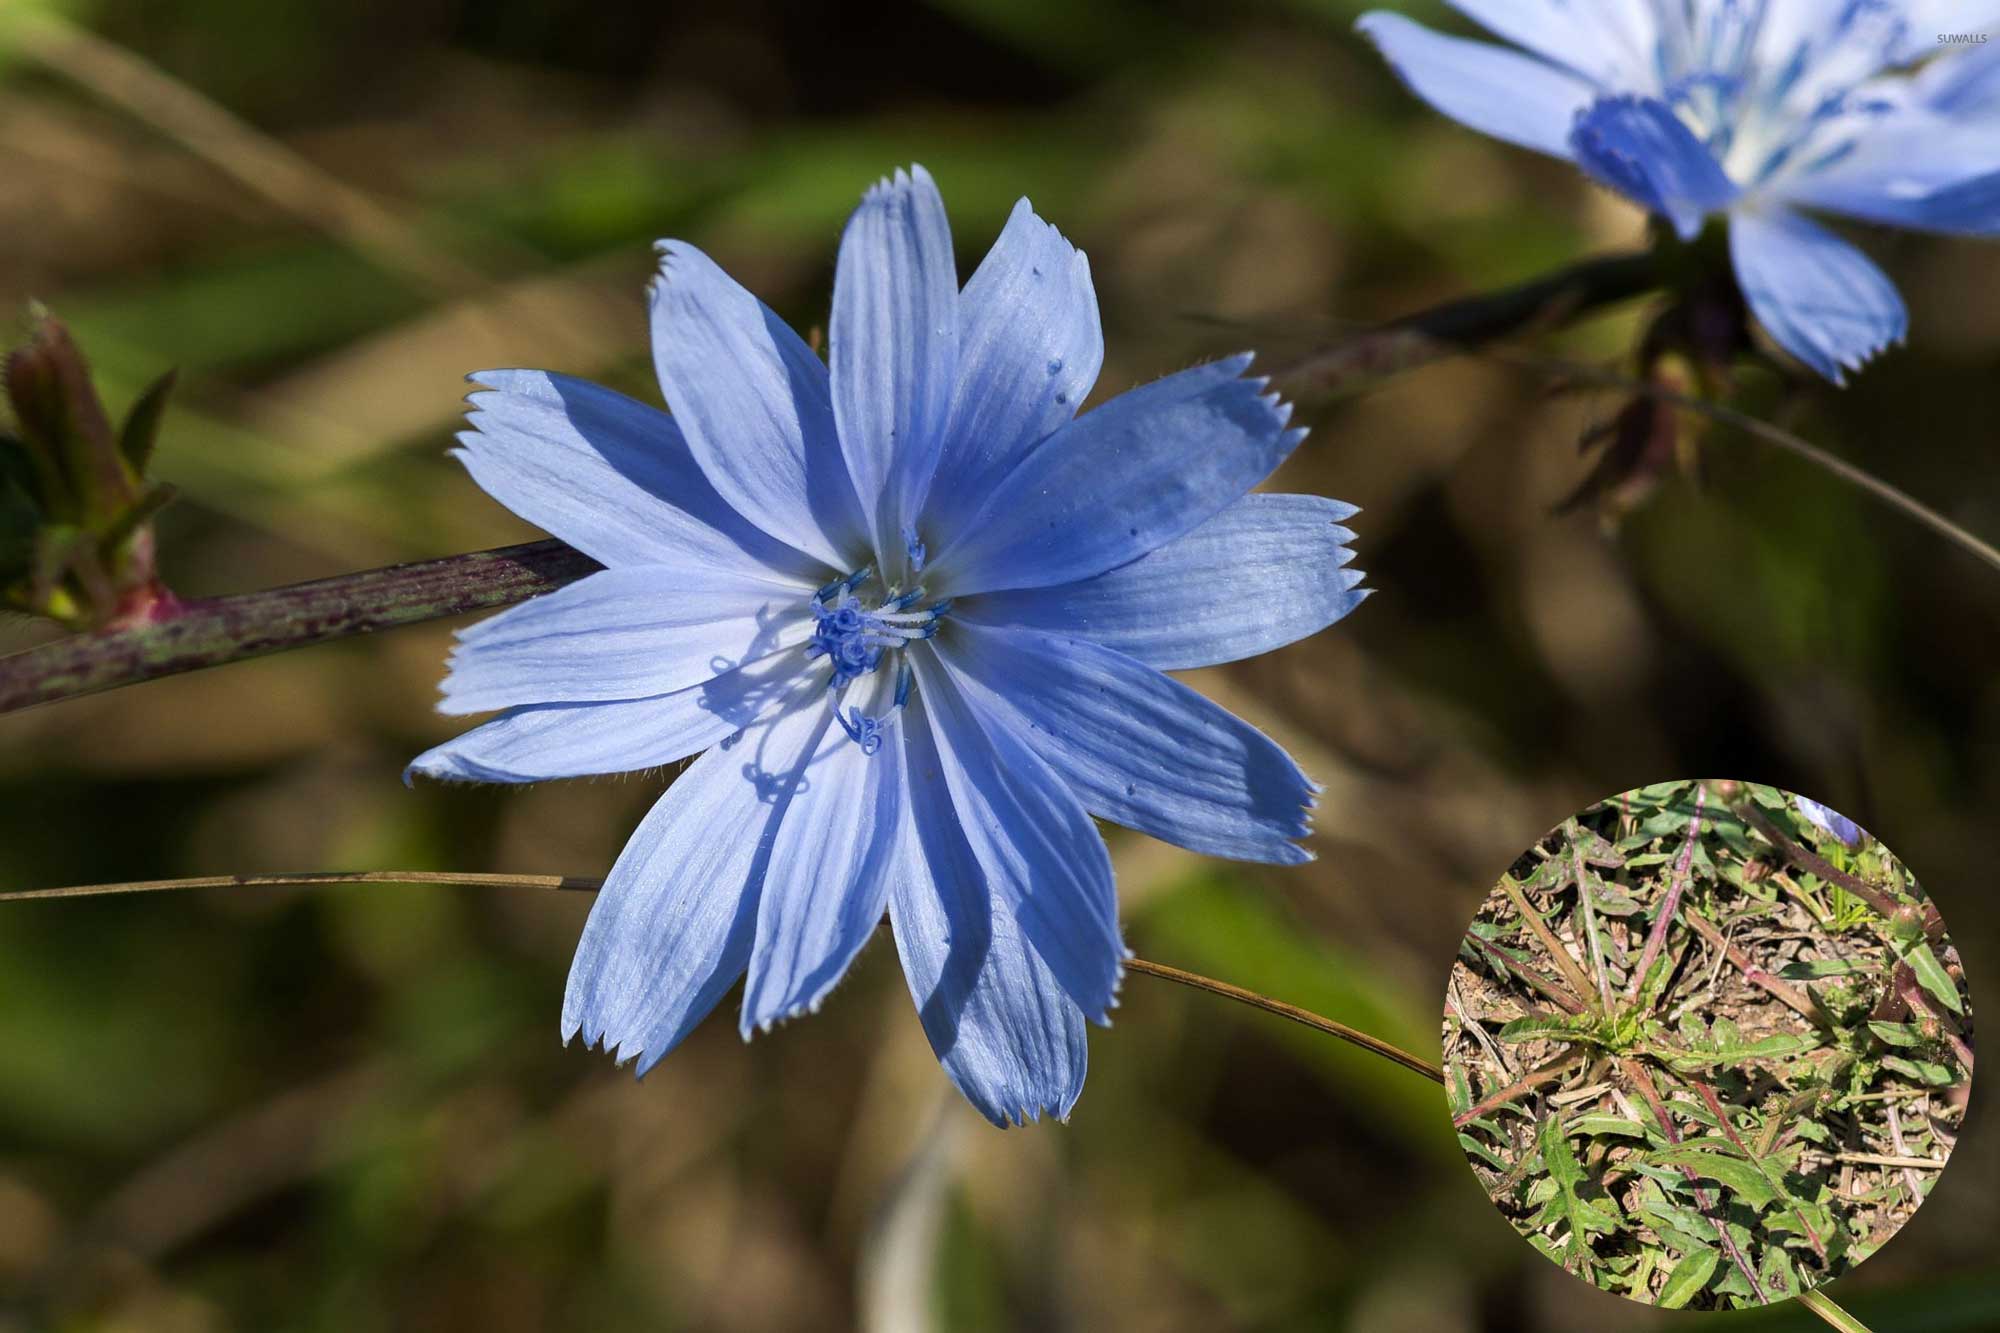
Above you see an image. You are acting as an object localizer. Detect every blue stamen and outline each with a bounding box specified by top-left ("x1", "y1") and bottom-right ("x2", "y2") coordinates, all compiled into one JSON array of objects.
[
  {"x1": 837, "y1": 706, "x2": 885, "y2": 756},
  {"x1": 804, "y1": 565, "x2": 952, "y2": 741}
]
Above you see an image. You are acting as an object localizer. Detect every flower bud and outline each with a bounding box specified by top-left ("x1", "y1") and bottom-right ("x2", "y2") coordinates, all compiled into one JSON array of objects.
[{"x1": 2, "y1": 306, "x2": 178, "y2": 627}]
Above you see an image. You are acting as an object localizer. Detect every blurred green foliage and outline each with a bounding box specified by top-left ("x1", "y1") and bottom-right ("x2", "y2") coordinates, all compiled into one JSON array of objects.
[{"x1": 0, "y1": 1, "x2": 1995, "y2": 1330}]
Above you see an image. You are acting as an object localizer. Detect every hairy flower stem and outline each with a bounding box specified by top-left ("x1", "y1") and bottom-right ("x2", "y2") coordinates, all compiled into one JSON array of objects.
[
  {"x1": 0, "y1": 871, "x2": 1446, "y2": 1086},
  {"x1": 1275, "y1": 249, "x2": 1662, "y2": 394},
  {"x1": 0, "y1": 250, "x2": 1662, "y2": 717},
  {"x1": 0, "y1": 539, "x2": 599, "y2": 713}
]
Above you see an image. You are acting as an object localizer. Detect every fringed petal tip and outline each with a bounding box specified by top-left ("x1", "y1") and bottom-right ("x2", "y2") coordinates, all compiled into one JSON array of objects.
[
  {"x1": 862, "y1": 162, "x2": 937, "y2": 200},
  {"x1": 988, "y1": 1093, "x2": 1078, "y2": 1130},
  {"x1": 738, "y1": 992, "x2": 828, "y2": 1042},
  {"x1": 562, "y1": 1019, "x2": 670, "y2": 1080}
]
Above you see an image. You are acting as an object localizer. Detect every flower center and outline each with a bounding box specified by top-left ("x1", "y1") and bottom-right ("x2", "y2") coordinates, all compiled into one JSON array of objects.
[{"x1": 803, "y1": 564, "x2": 951, "y2": 753}]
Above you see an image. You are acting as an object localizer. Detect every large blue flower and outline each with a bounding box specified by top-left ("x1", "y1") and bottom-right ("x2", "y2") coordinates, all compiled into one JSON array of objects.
[
  {"x1": 1358, "y1": 2, "x2": 2000, "y2": 382},
  {"x1": 409, "y1": 167, "x2": 1367, "y2": 1126}
]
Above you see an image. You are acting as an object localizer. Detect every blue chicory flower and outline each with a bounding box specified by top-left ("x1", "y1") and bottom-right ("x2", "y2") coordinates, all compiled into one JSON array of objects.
[
  {"x1": 1357, "y1": 2, "x2": 2000, "y2": 382},
  {"x1": 1793, "y1": 793, "x2": 1866, "y2": 846},
  {"x1": 408, "y1": 166, "x2": 1367, "y2": 1126}
]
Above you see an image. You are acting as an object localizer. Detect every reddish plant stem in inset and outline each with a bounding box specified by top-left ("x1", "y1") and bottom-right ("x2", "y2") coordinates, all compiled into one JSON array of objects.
[
  {"x1": 1690, "y1": 1078, "x2": 1827, "y2": 1262},
  {"x1": 1893, "y1": 967, "x2": 1976, "y2": 1075},
  {"x1": 1452, "y1": 1049, "x2": 1586, "y2": 1129},
  {"x1": 1568, "y1": 820, "x2": 1614, "y2": 1010},
  {"x1": 1679, "y1": 906, "x2": 1827, "y2": 1028},
  {"x1": 1623, "y1": 1059, "x2": 1766, "y2": 1303},
  {"x1": 1627, "y1": 785, "x2": 1707, "y2": 1005},
  {"x1": 1730, "y1": 797, "x2": 1941, "y2": 940}
]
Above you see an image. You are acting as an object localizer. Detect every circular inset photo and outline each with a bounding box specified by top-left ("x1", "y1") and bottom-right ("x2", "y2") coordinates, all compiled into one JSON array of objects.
[{"x1": 1444, "y1": 781, "x2": 1973, "y2": 1310}]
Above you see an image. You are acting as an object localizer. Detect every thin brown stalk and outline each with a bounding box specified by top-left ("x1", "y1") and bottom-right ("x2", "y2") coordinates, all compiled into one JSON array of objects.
[
  {"x1": 0, "y1": 871, "x2": 1448, "y2": 1088},
  {"x1": 0, "y1": 870, "x2": 602, "y2": 902},
  {"x1": 1485, "y1": 346, "x2": 2000, "y2": 578},
  {"x1": 1123, "y1": 957, "x2": 1443, "y2": 1084}
]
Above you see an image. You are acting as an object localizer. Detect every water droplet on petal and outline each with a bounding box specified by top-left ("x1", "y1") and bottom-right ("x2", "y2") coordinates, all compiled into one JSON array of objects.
[{"x1": 1046, "y1": 358, "x2": 1064, "y2": 375}]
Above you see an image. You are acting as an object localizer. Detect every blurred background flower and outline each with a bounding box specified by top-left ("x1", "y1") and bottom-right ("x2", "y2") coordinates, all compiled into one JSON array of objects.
[{"x1": 0, "y1": 1, "x2": 1995, "y2": 1330}]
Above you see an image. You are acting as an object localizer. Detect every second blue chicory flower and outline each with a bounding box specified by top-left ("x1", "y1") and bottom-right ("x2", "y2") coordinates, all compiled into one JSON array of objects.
[
  {"x1": 1360, "y1": 1, "x2": 2000, "y2": 383},
  {"x1": 410, "y1": 167, "x2": 1367, "y2": 1125}
]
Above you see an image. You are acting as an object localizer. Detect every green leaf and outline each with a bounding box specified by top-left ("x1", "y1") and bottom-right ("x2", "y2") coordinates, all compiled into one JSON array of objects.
[
  {"x1": 1536, "y1": 1115, "x2": 1615, "y2": 1273},
  {"x1": 1903, "y1": 942, "x2": 1965, "y2": 1015},
  {"x1": 1651, "y1": 1148, "x2": 1778, "y2": 1209},
  {"x1": 1657, "y1": 1248, "x2": 1718, "y2": 1309},
  {"x1": 1458, "y1": 1133, "x2": 1507, "y2": 1170},
  {"x1": 117, "y1": 368, "x2": 176, "y2": 477},
  {"x1": 1640, "y1": 1201, "x2": 1717, "y2": 1245},
  {"x1": 1779, "y1": 958, "x2": 1864, "y2": 979},
  {"x1": 1498, "y1": 1014, "x2": 1592, "y2": 1045},
  {"x1": 1868, "y1": 1020, "x2": 1925, "y2": 1048},
  {"x1": 1759, "y1": 1244, "x2": 1800, "y2": 1300},
  {"x1": 1882, "y1": 1055, "x2": 1958, "y2": 1086},
  {"x1": 1540, "y1": 1114, "x2": 1585, "y2": 1189},
  {"x1": 1568, "y1": 1115, "x2": 1644, "y2": 1139}
]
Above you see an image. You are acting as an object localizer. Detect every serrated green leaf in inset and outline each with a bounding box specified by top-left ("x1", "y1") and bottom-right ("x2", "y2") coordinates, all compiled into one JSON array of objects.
[
  {"x1": 1651, "y1": 1148, "x2": 1778, "y2": 1210},
  {"x1": 1867, "y1": 1020, "x2": 1925, "y2": 1048},
  {"x1": 1881, "y1": 1055, "x2": 1958, "y2": 1086},
  {"x1": 1657, "y1": 1248, "x2": 1718, "y2": 1308},
  {"x1": 1498, "y1": 1014, "x2": 1590, "y2": 1045},
  {"x1": 1903, "y1": 942, "x2": 1965, "y2": 1015}
]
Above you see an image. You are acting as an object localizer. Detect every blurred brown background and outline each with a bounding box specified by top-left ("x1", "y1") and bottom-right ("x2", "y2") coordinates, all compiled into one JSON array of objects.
[{"x1": 0, "y1": 1, "x2": 1995, "y2": 1329}]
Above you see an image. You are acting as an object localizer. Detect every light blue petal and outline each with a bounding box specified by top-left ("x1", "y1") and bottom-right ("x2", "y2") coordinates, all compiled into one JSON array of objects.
[
  {"x1": 1443, "y1": 1, "x2": 1661, "y2": 87},
  {"x1": 457, "y1": 370, "x2": 825, "y2": 581},
  {"x1": 739, "y1": 697, "x2": 904, "y2": 1034},
  {"x1": 960, "y1": 494, "x2": 1366, "y2": 670},
  {"x1": 562, "y1": 695, "x2": 830, "y2": 1076},
  {"x1": 1793, "y1": 794, "x2": 1865, "y2": 848},
  {"x1": 1914, "y1": 38, "x2": 2000, "y2": 115},
  {"x1": 651, "y1": 242, "x2": 871, "y2": 571},
  {"x1": 1785, "y1": 117, "x2": 2000, "y2": 235},
  {"x1": 888, "y1": 703, "x2": 1086, "y2": 1127},
  {"x1": 1893, "y1": 5, "x2": 2000, "y2": 67},
  {"x1": 406, "y1": 647, "x2": 816, "y2": 784},
  {"x1": 1355, "y1": 11, "x2": 1599, "y2": 160},
  {"x1": 921, "y1": 198, "x2": 1102, "y2": 552},
  {"x1": 1729, "y1": 206, "x2": 1906, "y2": 384},
  {"x1": 1569, "y1": 96, "x2": 1738, "y2": 239},
  {"x1": 909, "y1": 652, "x2": 1125, "y2": 1022},
  {"x1": 929, "y1": 356, "x2": 1302, "y2": 596},
  {"x1": 830, "y1": 165, "x2": 959, "y2": 566},
  {"x1": 1794, "y1": 161, "x2": 2000, "y2": 235},
  {"x1": 938, "y1": 621, "x2": 1318, "y2": 865},
  {"x1": 437, "y1": 564, "x2": 813, "y2": 716}
]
